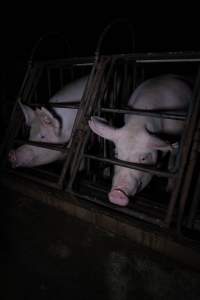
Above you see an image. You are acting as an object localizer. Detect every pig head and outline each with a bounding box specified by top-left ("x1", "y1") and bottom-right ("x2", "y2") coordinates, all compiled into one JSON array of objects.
[
  {"x1": 88, "y1": 75, "x2": 192, "y2": 206},
  {"x1": 88, "y1": 117, "x2": 176, "y2": 206},
  {"x1": 8, "y1": 104, "x2": 65, "y2": 168},
  {"x1": 8, "y1": 76, "x2": 87, "y2": 168}
]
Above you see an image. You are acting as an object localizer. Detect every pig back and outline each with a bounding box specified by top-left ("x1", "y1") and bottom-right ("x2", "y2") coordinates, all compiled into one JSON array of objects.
[
  {"x1": 125, "y1": 75, "x2": 192, "y2": 135},
  {"x1": 48, "y1": 76, "x2": 88, "y2": 142}
]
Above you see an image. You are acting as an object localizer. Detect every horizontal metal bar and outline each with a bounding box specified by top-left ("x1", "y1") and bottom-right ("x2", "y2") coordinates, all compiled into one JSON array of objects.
[
  {"x1": 32, "y1": 52, "x2": 200, "y2": 69},
  {"x1": 81, "y1": 180, "x2": 167, "y2": 212},
  {"x1": 116, "y1": 51, "x2": 200, "y2": 62},
  {"x1": 15, "y1": 139, "x2": 68, "y2": 152},
  {"x1": 101, "y1": 107, "x2": 187, "y2": 120},
  {"x1": 136, "y1": 58, "x2": 200, "y2": 63},
  {"x1": 26, "y1": 166, "x2": 60, "y2": 180},
  {"x1": 69, "y1": 189, "x2": 165, "y2": 226},
  {"x1": 74, "y1": 63, "x2": 94, "y2": 66},
  {"x1": 34, "y1": 56, "x2": 95, "y2": 68},
  {"x1": 22, "y1": 105, "x2": 187, "y2": 120},
  {"x1": 49, "y1": 102, "x2": 80, "y2": 108},
  {"x1": 27, "y1": 102, "x2": 80, "y2": 109},
  {"x1": 84, "y1": 154, "x2": 175, "y2": 178},
  {"x1": 7, "y1": 169, "x2": 62, "y2": 189}
]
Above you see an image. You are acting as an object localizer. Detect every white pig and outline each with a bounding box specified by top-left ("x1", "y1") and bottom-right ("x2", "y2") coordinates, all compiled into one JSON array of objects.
[
  {"x1": 8, "y1": 76, "x2": 88, "y2": 168},
  {"x1": 89, "y1": 75, "x2": 192, "y2": 206}
]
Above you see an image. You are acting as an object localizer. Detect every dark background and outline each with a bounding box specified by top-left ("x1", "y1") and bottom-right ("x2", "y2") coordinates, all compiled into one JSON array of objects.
[
  {"x1": 1, "y1": 5, "x2": 200, "y2": 108},
  {"x1": 1, "y1": 5, "x2": 200, "y2": 60}
]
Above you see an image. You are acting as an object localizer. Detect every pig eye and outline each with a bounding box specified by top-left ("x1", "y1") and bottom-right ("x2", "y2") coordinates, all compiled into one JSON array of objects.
[
  {"x1": 140, "y1": 153, "x2": 152, "y2": 162},
  {"x1": 40, "y1": 134, "x2": 46, "y2": 139},
  {"x1": 140, "y1": 154, "x2": 148, "y2": 162}
]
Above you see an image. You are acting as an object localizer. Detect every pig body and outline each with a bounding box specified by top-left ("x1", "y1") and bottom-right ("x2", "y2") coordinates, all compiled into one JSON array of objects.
[
  {"x1": 9, "y1": 77, "x2": 88, "y2": 168},
  {"x1": 89, "y1": 75, "x2": 192, "y2": 206}
]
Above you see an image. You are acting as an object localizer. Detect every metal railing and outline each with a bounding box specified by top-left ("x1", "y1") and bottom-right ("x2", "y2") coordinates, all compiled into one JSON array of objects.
[{"x1": 1, "y1": 51, "x2": 200, "y2": 240}]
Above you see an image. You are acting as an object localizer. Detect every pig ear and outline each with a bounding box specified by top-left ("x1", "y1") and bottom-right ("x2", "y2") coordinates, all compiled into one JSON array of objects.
[
  {"x1": 88, "y1": 116, "x2": 119, "y2": 142},
  {"x1": 18, "y1": 101, "x2": 36, "y2": 126},
  {"x1": 36, "y1": 107, "x2": 60, "y2": 129},
  {"x1": 147, "y1": 133, "x2": 178, "y2": 152}
]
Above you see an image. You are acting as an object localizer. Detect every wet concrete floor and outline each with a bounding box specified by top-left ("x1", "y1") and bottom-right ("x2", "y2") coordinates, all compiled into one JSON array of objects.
[{"x1": 1, "y1": 190, "x2": 200, "y2": 300}]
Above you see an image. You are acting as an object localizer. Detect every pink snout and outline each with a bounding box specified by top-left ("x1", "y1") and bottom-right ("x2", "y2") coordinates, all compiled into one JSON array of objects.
[
  {"x1": 108, "y1": 189, "x2": 129, "y2": 206},
  {"x1": 8, "y1": 147, "x2": 34, "y2": 168},
  {"x1": 8, "y1": 150, "x2": 18, "y2": 168}
]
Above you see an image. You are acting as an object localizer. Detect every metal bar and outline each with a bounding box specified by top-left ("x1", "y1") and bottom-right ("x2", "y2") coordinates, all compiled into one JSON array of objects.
[
  {"x1": 0, "y1": 64, "x2": 43, "y2": 170},
  {"x1": 69, "y1": 189, "x2": 165, "y2": 227},
  {"x1": 70, "y1": 58, "x2": 120, "y2": 185},
  {"x1": 136, "y1": 59, "x2": 200, "y2": 63},
  {"x1": 57, "y1": 60, "x2": 103, "y2": 187},
  {"x1": 5, "y1": 166, "x2": 60, "y2": 184},
  {"x1": 21, "y1": 166, "x2": 61, "y2": 180},
  {"x1": 28, "y1": 102, "x2": 80, "y2": 109},
  {"x1": 101, "y1": 107, "x2": 187, "y2": 120},
  {"x1": 74, "y1": 63, "x2": 94, "y2": 66},
  {"x1": 31, "y1": 52, "x2": 200, "y2": 70},
  {"x1": 78, "y1": 180, "x2": 168, "y2": 213},
  {"x1": 187, "y1": 172, "x2": 200, "y2": 228},
  {"x1": 6, "y1": 169, "x2": 62, "y2": 189},
  {"x1": 62, "y1": 57, "x2": 112, "y2": 189},
  {"x1": 117, "y1": 51, "x2": 200, "y2": 62},
  {"x1": 165, "y1": 67, "x2": 200, "y2": 226},
  {"x1": 95, "y1": 19, "x2": 135, "y2": 57},
  {"x1": 23, "y1": 64, "x2": 44, "y2": 105},
  {"x1": 14, "y1": 139, "x2": 67, "y2": 152},
  {"x1": 84, "y1": 154, "x2": 175, "y2": 178},
  {"x1": 177, "y1": 121, "x2": 200, "y2": 231},
  {"x1": 35, "y1": 56, "x2": 95, "y2": 68},
  {"x1": 67, "y1": 131, "x2": 91, "y2": 189}
]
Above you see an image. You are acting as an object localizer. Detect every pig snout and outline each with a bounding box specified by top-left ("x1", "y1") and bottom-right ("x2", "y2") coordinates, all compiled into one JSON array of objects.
[
  {"x1": 8, "y1": 150, "x2": 18, "y2": 168},
  {"x1": 108, "y1": 175, "x2": 140, "y2": 206},
  {"x1": 8, "y1": 147, "x2": 34, "y2": 168},
  {"x1": 108, "y1": 189, "x2": 129, "y2": 206}
]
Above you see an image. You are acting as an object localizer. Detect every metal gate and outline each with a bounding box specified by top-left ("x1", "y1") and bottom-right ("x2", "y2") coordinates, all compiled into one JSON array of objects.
[
  {"x1": 65, "y1": 52, "x2": 200, "y2": 236},
  {"x1": 1, "y1": 26, "x2": 200, "y2": 245}
]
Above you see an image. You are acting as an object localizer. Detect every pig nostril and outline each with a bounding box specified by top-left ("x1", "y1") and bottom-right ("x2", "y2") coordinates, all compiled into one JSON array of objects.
[{"x1": 108, "y1": 189, "x2": 129, "y2": 206}]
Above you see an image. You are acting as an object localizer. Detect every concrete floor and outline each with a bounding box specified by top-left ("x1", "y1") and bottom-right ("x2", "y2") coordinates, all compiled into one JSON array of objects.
[{"x1": 1, "y1": 190, "x2": 200, "y2": 300}]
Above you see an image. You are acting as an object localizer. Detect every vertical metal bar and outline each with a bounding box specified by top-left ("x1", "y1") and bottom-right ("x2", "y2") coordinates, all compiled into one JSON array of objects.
[
  {"x1": 67, "y1": 130, "x2": 90, "y2": 190},
  {"x1": 26, "y1": 64, "x2": 45, "y2": 105},
  {"x1": 0, "y1": 64, "x2": 43, "y2": 170},
  {"x1": 64, "y1": 57, "x2": 114, "y2": 190},
  {"x1": 57, "y1": 59, "x2": 99, "y2": 187},
  {"x1": 177, "y1": 120, "x2": 200, "y2": 231},
  {"x1": 165, "y1": 66, "x2": 200, "y2": 226},
  {"x1": 23, "y1": 64, "x2": 43, "y2": 104},
  {"x1": 187, "y1": 171, "x2": 200, "y2": 228},
  {"x1": 121, "y1": 60, "x2": 128, "y2": 104},
  {"x1": 65, "y1": 60, "x2": 107, "y2": 188}
]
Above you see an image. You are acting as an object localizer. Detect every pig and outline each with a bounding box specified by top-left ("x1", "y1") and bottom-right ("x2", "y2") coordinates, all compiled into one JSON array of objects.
[
  {"x1": 88, "y1": 75, "x2": 192, "y2": 206},
  {"x1": 8, "y1": 76, "x2": 88, "y2": 168}
]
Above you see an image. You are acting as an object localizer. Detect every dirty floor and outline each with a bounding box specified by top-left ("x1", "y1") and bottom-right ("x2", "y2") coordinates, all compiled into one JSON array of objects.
[{"x1": 1, "y1": 190, "x2": 200, "y2": 300}]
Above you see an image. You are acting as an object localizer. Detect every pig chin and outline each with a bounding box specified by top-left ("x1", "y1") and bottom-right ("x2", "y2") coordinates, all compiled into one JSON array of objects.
[{"x1": 108, "y1": 180, "x2": 138, "y2": 207}]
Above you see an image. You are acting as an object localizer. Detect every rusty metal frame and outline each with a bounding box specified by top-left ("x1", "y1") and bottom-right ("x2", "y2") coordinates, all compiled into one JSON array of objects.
[
  {"x1": 0, "y1": 56, "x2": 95, "y2": 189},
  {"x1": 65, "y1": 52, "x2": 200, "y2": 232},
  {"x1": 1, "y1": 51, "x2": 200, "y2": 239}
]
